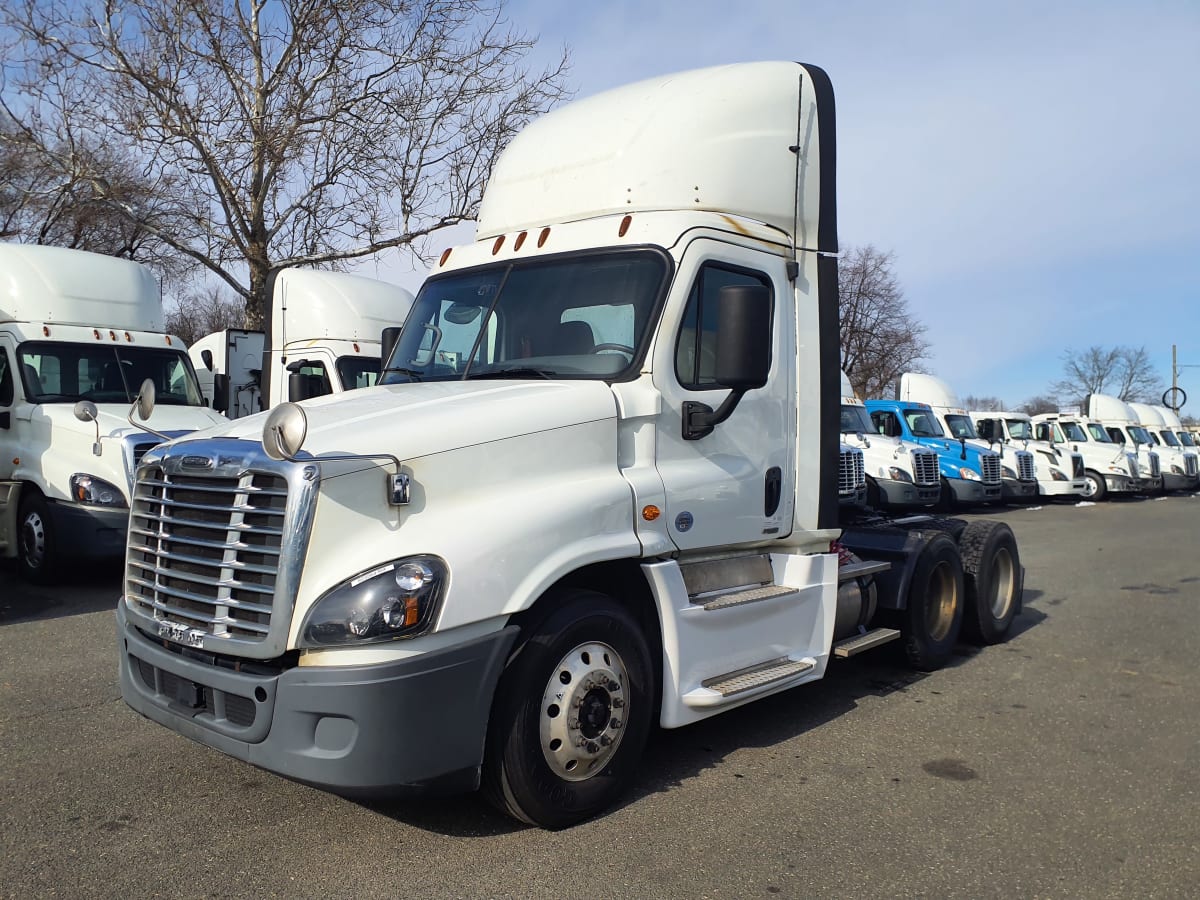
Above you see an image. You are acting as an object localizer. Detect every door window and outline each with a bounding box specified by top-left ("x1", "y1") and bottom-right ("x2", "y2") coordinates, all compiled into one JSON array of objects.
[{"x1": 674, "y1": 263, "x2": 772, "y2": 390}]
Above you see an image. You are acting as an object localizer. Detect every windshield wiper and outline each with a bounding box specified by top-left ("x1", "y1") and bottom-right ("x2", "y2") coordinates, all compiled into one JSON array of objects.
[
  {"x1": 382, "y1": 367, "x2": 423, "y2": 382},
  {"x1": 464, "y1": 366, "x2": 555, "y2": 380}
]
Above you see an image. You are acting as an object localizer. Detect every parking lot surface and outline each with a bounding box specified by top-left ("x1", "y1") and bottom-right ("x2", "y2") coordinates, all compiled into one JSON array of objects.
[{"x1": 1, "y1": 497, "x2": 1197, "y2": 898}]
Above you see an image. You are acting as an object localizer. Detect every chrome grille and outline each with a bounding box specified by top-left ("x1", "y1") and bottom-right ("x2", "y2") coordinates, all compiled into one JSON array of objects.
[
  {"x1": 1186, "y1": 455, "x2": 1198, "y2": 478},
  {"x1": 132, "y1": 441, "x2": 158, "y2": 468},
  {"x1": 911, "y1": 449, "x2": 940, "y2": 485},
  {"x1": 980, "y1": 454, "x2": 1002, "y2": 485},
  {"x1": 839, "y1": 448, "x2": 866, "y2": 496},
  {"x1": 1127, "y1": 453, "x2": 1139, "y2": 478},
  {"x1": 125, "y1": 465, "x2": 288, "y2": 644},
  {"x1": 1071, "y1": 455, "x2": 1085, "y2": 479},
  {"x1": 1149, "y1": 453, "x2": 1161, "y2": 477},
  {"x1": 1016, "y1": 450, "x2": 1035, "y2": 482}
]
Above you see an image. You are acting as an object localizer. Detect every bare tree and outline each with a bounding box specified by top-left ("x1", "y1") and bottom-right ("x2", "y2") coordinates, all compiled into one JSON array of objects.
[
  {"x1": 1050, "y1": 345, "x2": 1165, "y2": 408},
  {"x1": 1019, "y1": 395, "x2": 1059, "y2": 416},
  {"x1": 838, "y1": 244, "x2": 930, "y2": 399},
  {"x1": 3, "y1": 0, "x2": 569, "y2": 327},
  {"x1": 962, "y1": 394, "x2": 1006, "y2": 411},
  {"x1": 164, "y1": 286, "x2": 246, "y2": 346}
]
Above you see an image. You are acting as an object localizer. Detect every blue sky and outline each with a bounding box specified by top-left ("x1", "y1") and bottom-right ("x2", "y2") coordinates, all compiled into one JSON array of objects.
[{"x1": 376, "y1": 0, "x2": 1200, "y2": 409}]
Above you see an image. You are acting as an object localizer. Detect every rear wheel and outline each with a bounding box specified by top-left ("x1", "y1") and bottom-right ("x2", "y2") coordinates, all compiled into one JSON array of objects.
[
  {"x1": 901, "y1": 533, "x2": 964, "y2": 670},
  {"x1": 1082, "y1": 470, "x2": 1106, "y2": 501},
  {"x1": 17, "y1": 491, "x2": 59, "y2": 584},
  {"x1": 482, "y1": 589, "x2": 654, "y2": 829},
  {"x1": 959, "y1": 521, "x2": 1021, "y2": 644}
]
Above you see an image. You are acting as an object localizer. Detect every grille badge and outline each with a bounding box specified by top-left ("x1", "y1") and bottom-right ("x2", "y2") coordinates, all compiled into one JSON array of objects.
[{"x1": 181, "y1": 455, "x2": 214, "y2": 469}]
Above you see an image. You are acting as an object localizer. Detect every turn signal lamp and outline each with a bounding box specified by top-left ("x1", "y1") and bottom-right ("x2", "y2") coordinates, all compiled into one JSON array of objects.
[{"x1": 641, "y1": 505, "x2": 660, "y2": 521}]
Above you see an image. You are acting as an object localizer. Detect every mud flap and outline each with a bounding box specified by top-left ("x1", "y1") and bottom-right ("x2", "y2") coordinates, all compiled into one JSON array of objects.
[{"x1": 0, "y1": 482, "x2": 21, "y2": 558}]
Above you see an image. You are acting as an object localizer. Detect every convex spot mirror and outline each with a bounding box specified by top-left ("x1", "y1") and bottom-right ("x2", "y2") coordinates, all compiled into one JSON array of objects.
[
  {"x1": 73, "y1": 400, "x2": 98, "y2": 423},
  {"x1": 136, "y1": 379, "x2": 156, "y2": 421},
  {"x1": 263, "y1": 402, "x2": 308, "y2": 461},
  {"x1": 444, "y1": 302, "x2": 483, "y2": 325}
]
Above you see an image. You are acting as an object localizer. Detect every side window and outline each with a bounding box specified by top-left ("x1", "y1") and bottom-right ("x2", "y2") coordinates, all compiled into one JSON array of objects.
[
  {"x1": 674, "y1": 263, "x2": 772, "y2": 390},
  {"x1": 871, "y1": 410, "x2": 898, "y2": 437},
  {"x1": 291, "y1": 361, "x2": 331, "y2": 400},
  {"x1": 1035, "y1": 423, "x2": 1051, "y2": 443},
  {"x1": 1106, "y1": 427, "x2": 1125, "y2": 444},
  {"x1": 0, "y1": 348, "x2": 12, "y2": 405}
]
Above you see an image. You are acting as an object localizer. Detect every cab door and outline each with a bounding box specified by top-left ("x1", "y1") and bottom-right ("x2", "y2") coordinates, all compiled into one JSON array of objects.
[{"x1": 652, "y1": 241, "x2": 795, "y2": 551}]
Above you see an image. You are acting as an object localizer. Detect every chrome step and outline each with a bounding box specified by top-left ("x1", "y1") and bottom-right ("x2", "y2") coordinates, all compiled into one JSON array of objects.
[
  {"x1": 838, "y1": 559, "x2": 891, "y2": 582},
  {"x1": 832, "y1": 627, "x2": 901, "y2": 658},
  {"x1": 701, "y1": 584, "x2": 798, "y2": 611},
  {"x1": 699, "y1": 657, "x2": 815, "y2": 698}
]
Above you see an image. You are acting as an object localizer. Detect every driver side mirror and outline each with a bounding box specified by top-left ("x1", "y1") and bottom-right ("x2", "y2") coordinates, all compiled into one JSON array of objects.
[
  {"x1": 200, "y1": 348, "x2": 214, "y2": 372},
  {"x1": 381, "y1": 327, "x2": 402, "y2": 369}
]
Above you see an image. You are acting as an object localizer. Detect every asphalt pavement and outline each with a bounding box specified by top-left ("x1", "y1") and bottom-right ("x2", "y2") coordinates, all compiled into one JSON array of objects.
[{"x1": 1, "y1": 496, "x2": 1197, "y2": 898}]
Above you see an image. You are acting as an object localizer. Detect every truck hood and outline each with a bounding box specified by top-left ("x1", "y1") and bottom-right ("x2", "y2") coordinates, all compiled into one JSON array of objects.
[
  {"x1": 36, "y1": 402, "x2": 226, "y2": 442},
  {"x1": 210, "y1": 380, "x2": 619, "y2": 459}
]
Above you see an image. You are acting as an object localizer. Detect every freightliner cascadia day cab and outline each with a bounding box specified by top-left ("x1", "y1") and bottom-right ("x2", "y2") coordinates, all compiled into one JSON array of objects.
[
  {"x1": 1031, "y1": 412, "x2": 1143, "y2": 500},
  {"x1": 1087, "y1": 394, "x2": 1163, "y2": 493},
  {"x1": 836, "y1": 441, "x2": 868, "y2": 507},
  {"x1": 1158, "y1": 406, "x2": 1199, "y2": 455},
  {"x1": 970, "y1": 410, "x2": 1086, "y2": 499},
  {"x1": 839, "y1": 371, "x2": 940, "y2": 509},
  {"x1": 189, "y1": 270, "x2": 414, "y2": 418},
  {"x1": 0, "y1": 243, "x2": 224, "y2": 581},
  {"x1": 1126, "y1": 402, "x2": 1198, "y2": 492},
  {"x1": 897, "y1": 373, "x2": 1036, "y2": 503},
  {"x1": 115, "y1": 62, "x2": 1024, "y2": 828}
]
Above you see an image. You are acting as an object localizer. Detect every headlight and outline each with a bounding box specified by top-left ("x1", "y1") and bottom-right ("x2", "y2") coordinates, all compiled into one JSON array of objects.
[
  {"x1": 69, "y1": 474, "x2": 127, "y2": 508},
  {"x1": 1050, "y1": 468, "x2": 1068, "y2": 481},
  {"x1": 887, "y1": 467, "x2": 913, "y2": 483},
  {"x1": 958, "y1": 467, "x2": 981, "y2": 481},
  {"x1": 299, "y1": 555, "x2": 447, "y2": 647},
  {"x1": 1001, "y1": 465, "x2": 1017, "y2": 480}
]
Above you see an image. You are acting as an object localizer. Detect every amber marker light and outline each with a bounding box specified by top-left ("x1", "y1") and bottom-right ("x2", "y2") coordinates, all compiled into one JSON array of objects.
[
  {"x1": 109, "y1": 330, "x2": 117, "y2": 341},
  {"x1": 619, "y1": 215, "x2": 632, "y2": 237},
  {"x1": 642, "y1": 505, "x2": 661, "y2": 521},
  {"x1": 439, "y1": 248, "x2": 452, "y2": 266},
  {"x1": 353, "y1": 342, "x2": 360, "y2": 352},
  {"x1": 93, "y1": 329, "x2": 101, "y2": 339},
  {"x1": 124, "y1": 332, "x2": 132, "y2": 341},
  {"x1": 514, "y1": 231, "x2": 527, "y2": 251},
  {"x1": 42, "y1": 326, "x2": 50, "y2": 336},
  {"x1": 165, "y1": 336, "x2": 173, "y2": 345},
  {"x1": 492, "y1": 235, "x2": 505, "y2": 255},
  {"x1": 537, "y1": 227, "x2": 551, "y2": 247}
]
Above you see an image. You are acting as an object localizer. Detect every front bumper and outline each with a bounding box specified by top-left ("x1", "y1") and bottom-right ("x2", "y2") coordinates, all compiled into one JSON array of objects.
[
  {"x1": 1136, "y1": 476, "x2": 1163, "y2": 493},
  {"x1": 1001, "y1": 478, "x2": 1039, "y2": 501},
  {"x1": 1161, "y1": 472, "x2": 1199, "y2": 492},
  {"x1": 49, "y1": 500, "x2": 128, "y2": 561},
  {"x1": 1038, "y1": 479, "x2": 1087, "y2": 497},
  {"x1": 946, "y1": 478, "x2": 1003, "y2": 504},
  {"x1": 117, "y1": 603, "x2": 519, "y2": 797},
  {"x1": 875, "y1": 477, "x2": 940, "y2": 508}
]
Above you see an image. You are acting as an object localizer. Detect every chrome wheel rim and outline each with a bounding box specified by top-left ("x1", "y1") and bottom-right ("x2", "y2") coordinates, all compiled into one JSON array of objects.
[
  {"x1": 539, "y1": 641, "x2": 628, "y2": 782},
  {"x1": 1083, "y1": 476, "x2": 1099, "y2": 498},
  {"x1": 20, "y1": 510, "x2": 46, "y2": 569},
  {"x1": 988, "y1": 547, "x2": 1016, "y2": 619},
  {"x1": 926, "y1": 561, "x2": 958, "y2": 642}
]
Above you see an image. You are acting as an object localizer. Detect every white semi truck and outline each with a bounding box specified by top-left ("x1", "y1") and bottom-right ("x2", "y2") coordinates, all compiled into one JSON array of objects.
[
  {"x1": 1030, "y1": 412, "x2": 1143, "y2": 500},
  {"x1": 970, "y1": 410, "x2": 1086, "y2": 499},
  {"x1": 189, "y1": 269, "x2": 414, "y2": 418},
  {"x1": 115, "y1": 63, "x2": 1024, "y2": 828},
  {"x1": 839, "y1": 371, "x2": 941, "y2": 509},
  {"x1": 1086, "y1": 394, "x2": 1163, "y2": 493},
  {"x1": 0, "y1": 243, "x2": 225, "y2": 580},
  {"x1": 1158, "y1": 406, "x2": 1199, "y2": 455},
  {"x1": 1127, "y1": 402, "x2": 1198, "y2": 492}
]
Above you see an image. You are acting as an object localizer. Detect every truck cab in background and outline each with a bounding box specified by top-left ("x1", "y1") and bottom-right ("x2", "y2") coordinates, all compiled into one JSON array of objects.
[
  {"x1": 189, "y1": 269, "x2": 414, "y2": 418},
  {"x1": 839, "y1": 371, "x2": 940, "y2": 509},
  {"x1": 1127, "y1": 402, "x2": 1198, "y2": 492},
  {"x1": 971, "y1": 410, "x2": 1086, "y2": 499},
  {"x1": 0, "y1": 243, "x2": 225, "y2": 581},
  {"x1": 1086, "y1": 394, "x2": 1163, "y2": 493},
  {"x1": 1031, "y1": 413, "x2": 1142, "y2": 500},
  {"x1": 1159, "y1": 406, "x2": 1199, "y2": 456}
]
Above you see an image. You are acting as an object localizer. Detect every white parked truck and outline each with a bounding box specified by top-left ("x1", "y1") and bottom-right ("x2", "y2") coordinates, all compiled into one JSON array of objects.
[
  {"x1": 189, "y1": 269, "x2": 414, "y2": 418},
  {"x1": 0, "y1": 243, "x2": 225, "y2": 580},
  {"x1": 839, "y1": 371, "x2": 940, "y2": 509},
  {"x1": 1127, "y1": 402, "x2": 1198, "y2": 492},
  {"x1": 1031, "y1": 413, "x2": 1143, "y2": 500},
  {"x1": 970, "y1": 410, "x2": 1086, "y2": 499},
  {"x1": 1158, "y1": 406, "x2": 1199, "y2": 456},
  {"x1": 1086, "y1": 394, "x2": 1163, "y2": 493},
  {"x1": 115, "y1": 62, "x2": 1024, "y2": 828}
]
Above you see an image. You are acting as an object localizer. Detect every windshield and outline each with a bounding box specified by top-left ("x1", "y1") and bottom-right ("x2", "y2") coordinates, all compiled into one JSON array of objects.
[
  {"x1": 1156, "y1": 429, "x2": 1179, "y2": 447},
  {"x1": 1006, "y1": 418, "x2": 1034, "y2": 440},
  {"x1": 904, "y1": 409, "x2": 944, "y2": 437},
  {"x1": 336, "y1": 356, "x2": 381, "y2": 391},
  {"x1": 1062, "y1": 422, "x2": 1088, "y2": 442},
  {"x1": 1178, "y1": 431, "x2": 1195, "y2": 447},
  {"x1": 381, "y1": 250, "x2": 668, "y2": 383},
  {"x1": 1128, "y1": 426, "x2": 1153, "y2": 444},
  {"x1": 1086, "y1": 423, "x2": 1112, "y2": 443},
  {"x1": 17, "y1": 341, "x2": 204, "y2": 406},
  {"x1": 841, "y1": 404, "x2": 875, "y2": 434},
  {"x1": 943, "y1": 413, "x2": 978, "y2": 440}
]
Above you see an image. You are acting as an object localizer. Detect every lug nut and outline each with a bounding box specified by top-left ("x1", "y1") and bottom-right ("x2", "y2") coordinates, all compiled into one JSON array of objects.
[
  {"x1": 612, "y1": 697, "x2": 625, "y2": 709},
  {"x1": 586, "y1": 741, "x2": 599, "y2": 754},
  {"x1": 610, "y1": 717, "x2": 622, "y2": 729}
]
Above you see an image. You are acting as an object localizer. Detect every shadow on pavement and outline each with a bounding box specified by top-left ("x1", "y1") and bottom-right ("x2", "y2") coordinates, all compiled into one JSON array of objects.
[{"x1": 0, "y1": 559, "x2": 123, "y2": 625}]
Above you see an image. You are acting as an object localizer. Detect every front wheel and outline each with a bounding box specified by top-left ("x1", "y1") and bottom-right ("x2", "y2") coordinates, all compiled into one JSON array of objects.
[
  {"x1": 482, "y1": 589, "x2": 655, "y2": 829},
  {"x1": 18, "y1": 492, "x2": 59, "y2": 583},
  {"x1": 1082, "y1": 470, "x2": 1106, "y2": 501},
  {"x1": 901, "y1": 533, "x2": 964, "y2": 670}
]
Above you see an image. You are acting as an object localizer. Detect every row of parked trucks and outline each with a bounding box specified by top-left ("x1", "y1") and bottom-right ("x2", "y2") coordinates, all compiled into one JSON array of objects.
[{"x1": 0, "y1": 62, "x2": 1190, "y2": 828}]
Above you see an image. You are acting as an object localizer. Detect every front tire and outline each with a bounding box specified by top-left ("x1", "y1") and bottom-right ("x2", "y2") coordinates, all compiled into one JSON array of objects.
[
  {"x1": 959, "y1": 521, "x2": 1021, "y2": 645},
  {"x1": 901, "y1": 533, "x2": 964, "y2": 670},
  {"x1": 17, "y1": 492, "x2": 59, "y2": 583},
  {"x1": 482, "y1": 589, "x2": 654, "y2": 829},
  {"x1": 1083, "y1": 470, "x2": 1107, "y2": 501}
]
